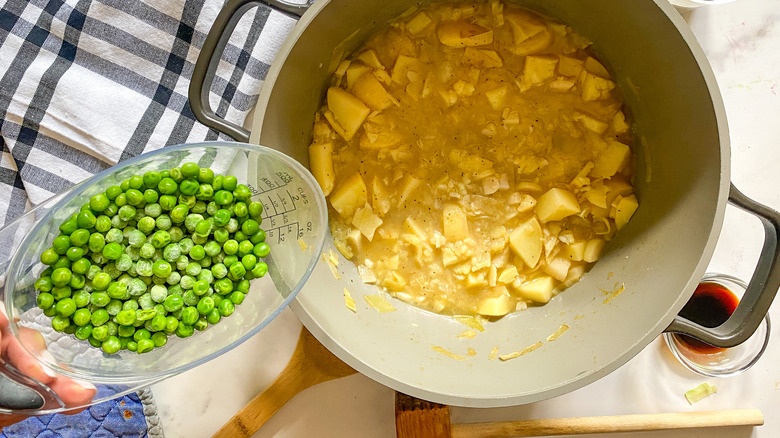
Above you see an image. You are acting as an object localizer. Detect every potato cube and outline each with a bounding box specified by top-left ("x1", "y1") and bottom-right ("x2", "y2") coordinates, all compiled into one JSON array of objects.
[
  {"x1": 346, "y1": 62, "x2": 373, "y2": 89},
  {"x1": 505, "y1": 11, "x2": 546, "y2": 43},
  {"x1": 352, "y1": 203, "x2": 383, "y2": 241},
  {"x1": 509, "y1": 216, "x2": 542, "y2": 268},
  {"x1": 522, "y1": 55, "x2": 558, "y2": 86},
  {"x1": 583, "y1": 238, "x2": 605, "y2": 263},
  {"x1": 543, "y1": 257, "x2": 571, "y2": 282},
  {"x1": 477, "y1": 292, "x2": 512, "y2": 317},
  {"x1": 308, "y1": 142, "x2": 335, "y2": 196},
  {"x1": 515, "y1": 276, "x2": 555, "y2": 304},
  {"x1": 357, "y1": 49, "x2": 384, "y2": 69},
  {"x1": 592, "y1": 140, "x2": 631, "y2": 178},
  {"x1": 442, "y1": 204, "x2": 469, "y2": 241},
  {"x1": 558, "y1": 55, "x2": 584, "y2": 77},
  {"x1": 392, "y1": 55, "x2": 420, "y2": 84},
  {"x1": 573, "y1": 111, "x2": 608, "y2": 134},
  {"x1": 507, "y1": 30, "x2": 552, "y2": 56},
  {"x1": 584, "y1": 56, "x2": 610, "y2": 78},
  {"x1": 370, "y1": 176, "x2": 391, "y2": 216},
  {"x1": 326, "y1": 87, "x2": 370, "y2": 141},
  {"x1": 352, "y1": 73, "x2": 395, "y2": 110},
  {"x1": 462, "y1": 48, "x2": 504, "y2": 68},
  {"x1": 562, "y1": 241, "x2": 586, "y2": 261},
  {"x1": 535, "y1": 188, "x2": 580, "y2": 222},
  {"x1": 437, "y1": 20, "x2": 493, "y2": 47},
  {"x1": 403, "y1": 216, "x2": 426, "y2": 239},
  {"x1": 497, "y1": 265, "x2": 518, "y2": 284},
  {"x1": 406, "y1": 12, "x2": 432, "y2": 35},
  {"x1": 397, "y1": 175, "x2": 421, "y2": 207},
  {"x1": 330, "y1": 172, "x2": 367, "y2": 218},
  {"x1": 484, "y1": 86, "x2": 508, "y2": 110},
  {"x1": 613, "y1": 194, "x2": 639, "y2": 230},
  {"x1": 581, "y1": 72, "x2": 616, "y2": 101},
  {"x1": 613, "y1": 111, "x2": 629, "y2": 134}
]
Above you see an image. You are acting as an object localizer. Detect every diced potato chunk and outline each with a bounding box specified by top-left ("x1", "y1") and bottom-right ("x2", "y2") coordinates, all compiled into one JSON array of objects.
[
  {"x1": 308, "y1": 142, "x2": 335, "y2": 196},
  {"x1": 352, "y1": 73, "x2": 395, "y2": 110},
  {"x1": 403, "y1": 216, "x2": 426, "y2": 238},
  {"x1": 462, "y1": 47, "x2": 503, "y2": 68},
  {"x1": 505, "y1": 11, "x2": 546, "y2": 43},
  {"x1": 515, "y1": 276, "x2": 555, "y2": 303},
  {"x1": 581, "y1": 72, "x2": 616, "y2": 101},
  {"x1": 509, "y1": 216, "x2": 542, "y2": 268},
  {"x1": 562, "y1": 241, "x2": 586, "y2": 261},
  {"x1": 584, "y1": 56, "x2": 610, "y2": 78},
  {"x1": 485, "y1": 86, "x2": 508, "y2": 110},
  {"x1": 613, "y1": 194, "x2": 639, "y2": 230},
  {"x1": 397, "y1": 175, "x2": 421, "y2": 207},
  {"x1": 573, "y1": 111, "x2": 608, "y2": 134},
  {"x1": 443, "y1": 203, "x2": 469, "y2": 240},
  {"x1": 507, "y1": 30, "x2": 552, "y2": 55},
  {"x1": 478, "y1": 292, "x2": 512, "y2": 317},
  {"x1": 359, "y1": 129, "x2": 403, "y2": 149},
  {"x1": 391, "y1": 55, "x2": 420, "y2": 84},
  {"x1": 522, "y1": 55, "x2": 558, "y2": 86},
  {"x1": 437, "y1": 20, "x2": 493, "y2": 47},
  {"x1": 497, "y1": 265, "x2": 518, "y2": 284},
  {"x1": 535, "y1": 188, "x2": 580, "y2": 223},
  {"x1": 330, "y1": 172, "x2": 367, "y2": 218},
  {"x1": 352, "y1": 203, "x2": 383, "y2": 241},
  {"x1": 357, "y1": 49, "x2": 384, "y2": 69},
  {"x1": 406, "y1": 12, "x2": 433, "y2": 35},
  {"x1": 370, "y1": 176, "x2": 391, "y2": 216},
  {"x1": 592, "y1": 140, "x2": 631, "y2": 178},
  {"x1": 346, "y1": 62, "x2": 373, "y2": 89},
  {"x1": 543, "y1": 257, "x2": 571, "y2": 282},
  {"x1": 326, "y1": 87, "x2": 370, "y2": 141},
  {"x1": 558, "y1": 55, "x2": 584, "y2": 77},
  {"x1": 583, "y1": 238, "x2": 605, "y2": 263}
]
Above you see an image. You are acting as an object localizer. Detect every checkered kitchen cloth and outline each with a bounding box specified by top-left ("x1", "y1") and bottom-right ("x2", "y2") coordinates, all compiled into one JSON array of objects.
[
  {"x1": 0, "y1": 0, "x2": 302, "y2": 435},
  {"x1": 0, "y1": 0, "x2": 301, "y2": 230}
]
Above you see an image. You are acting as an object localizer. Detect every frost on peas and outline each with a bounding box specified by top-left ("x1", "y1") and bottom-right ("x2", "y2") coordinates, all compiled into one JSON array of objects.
[
  {"x1": 136, "y1": 259, "x2": 153, "y2": 277},
  {"x1": 106, "y1": 228, "x2": 124, "y2": 244},
  {"x1": 116, "y1": 254, "x2": 133, "y2": 271},
  {"x1": 126, "y1": 246, "x2": 141, "y2": 262},
  {"x1": 152, "y1": 275, "x2": 168, "y2": 285},
  {"x1": 197, "y1": 269, "x2": 214, "y2": 285},
  {"x1": 152, "y1": 249, "x2": 163, "y2": 262},
  {"x1": 140, "y1": 243, "x2": 155, "y2": 259},
  {"x1": 138, "y1": 293, "x2": 155, "y2": 310},
  {"x1": 225, "y1": 218, "x2": 239, "y2": 233},
  {"x1": 144, "y1": 203, "x2": 162, "y2": 218},
  {"x1": 176, "y1": 255, "x2": 189, "y2": 271},
  {"x1": 138, "y1": 217, "x2": 156, "y2": 235},
  {"x1": 106, "y1": 299, "x2": 123, "y2": 316},
  {"x1": 128, "y1": 230, "x2": 146, "y2": 248},
  {"x1": 211, "y1": 263, "x2": 228, "y2": 279},
  {"x1": 191, "y1": 201, "x2": 207, "y2": 214},
  {"x1": 192, "y1": 234, "x2": 208, "y2": 245},
  {"x1": 206, "y1": 202, "x2": 218, "y2": 216},
  {"x1": 128, "y1": 278, "x2": 148, "y2": 296},
  {"x1": 87, "y1": 265, "x2": 102, "y2": 280},
  {"x1": 178, "y1": 238, "x2": 194, "y2": 254},
  {"x1": 199, "y1": 256, "x2": 212, "y2": 269},
  {"x1": 168, "y1": 226, "x2": 183, "y2": 243},
  {"x1": 156, "y1": 214, "x2": 172, "y2": 231},
  {"x1": 166, "y1": 271, "x2": 181, "y2": 285},
  {"x1": 104, "y1": 263, "x2": 122, "y2": 279},
  {"x1": 163, "y1": 244, "x2": 181, "y2": 263},
  {"x1": 185, "y1": 214, "x2": 203, "y2": 232},
  {"x1": 183, "y1": 290, "x2": 199, "y2": 306},
  {"x1": 150, "y1": 285, "x2": 168, "y2": 303},
  {"x1": 179, "y1": 275, "x2": 195, "y2": 290},
  {"x1": 123, "y1": 299, "x2": 139, "y2": 311}
]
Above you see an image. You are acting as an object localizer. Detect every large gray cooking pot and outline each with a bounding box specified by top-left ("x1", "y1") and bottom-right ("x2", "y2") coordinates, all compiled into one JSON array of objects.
[{"x1": 190, "y1": 0, "x2": 780, "y2": 407}]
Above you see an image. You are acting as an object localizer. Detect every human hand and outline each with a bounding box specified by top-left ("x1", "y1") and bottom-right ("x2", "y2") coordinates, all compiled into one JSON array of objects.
[{"x1": 0, "y1": 305, "x2": 96, "y2": 428}]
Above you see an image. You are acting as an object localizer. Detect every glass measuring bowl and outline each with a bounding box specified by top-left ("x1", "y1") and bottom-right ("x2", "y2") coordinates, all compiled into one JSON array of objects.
[{"x1": 0, "y1": 142, "x2": 328, "y2": 414}]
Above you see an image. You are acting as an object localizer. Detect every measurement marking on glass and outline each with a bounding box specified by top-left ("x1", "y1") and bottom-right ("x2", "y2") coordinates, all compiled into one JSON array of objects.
[{"x1": 265, "y1": 222, "x2": 302, "y2": 244}]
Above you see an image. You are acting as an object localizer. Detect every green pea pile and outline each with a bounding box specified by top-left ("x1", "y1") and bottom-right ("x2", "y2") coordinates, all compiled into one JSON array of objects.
[{"x1": 34, "y1": 162, "x2": 270, "y2": 354}]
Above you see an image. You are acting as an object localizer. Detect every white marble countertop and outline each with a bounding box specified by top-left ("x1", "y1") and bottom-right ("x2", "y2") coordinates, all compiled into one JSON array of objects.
[{"x1": 152, "y1": 1, "x2": 780, "y2": 436}]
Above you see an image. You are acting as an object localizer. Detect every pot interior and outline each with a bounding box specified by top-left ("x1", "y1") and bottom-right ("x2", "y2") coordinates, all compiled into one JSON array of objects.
[{"x1": 251, "y1": 0, "x2": 729, "y2": 406}]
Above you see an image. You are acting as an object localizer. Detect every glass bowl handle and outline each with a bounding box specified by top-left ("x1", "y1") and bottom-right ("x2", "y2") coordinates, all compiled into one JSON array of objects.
[
  {"x1": 189, "y1": 0, "x2": 310, "y2": 142},
  {"x1": 666, "y1": 183, "x2": 780, "y2": 347}
]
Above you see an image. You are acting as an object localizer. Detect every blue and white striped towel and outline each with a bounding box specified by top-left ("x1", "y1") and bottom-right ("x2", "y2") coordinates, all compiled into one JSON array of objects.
[{"x1": 0, "y1": 0, "x2": 300, "y2": 435}]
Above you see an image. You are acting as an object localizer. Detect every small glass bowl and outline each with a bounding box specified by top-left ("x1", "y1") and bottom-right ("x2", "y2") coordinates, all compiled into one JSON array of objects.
[{"x1": 663, "y1": 274, "x2": 771, "y2": 377}]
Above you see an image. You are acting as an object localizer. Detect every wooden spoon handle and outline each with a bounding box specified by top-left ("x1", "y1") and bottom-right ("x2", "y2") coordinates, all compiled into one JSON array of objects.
[
  {"x1": 212, "y1": 327, "x2": 356, "y2": 438},
  {"x1": 451, "y1": 409, "x2": 764, "y2": 438}
]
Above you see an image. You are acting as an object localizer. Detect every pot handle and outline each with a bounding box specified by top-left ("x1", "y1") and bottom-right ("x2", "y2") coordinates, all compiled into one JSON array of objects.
[
  {"x1": 666, "y1": 183, "x2": 780, "y2": 348},
  {"x1": 188, "y1": 0, "x2": 310, "y2": 142}
]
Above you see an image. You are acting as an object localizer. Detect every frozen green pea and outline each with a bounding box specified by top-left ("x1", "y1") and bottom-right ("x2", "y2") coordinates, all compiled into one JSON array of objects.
[
  {"x1": 144, "y1": 203, "x2": 162, "y2": 218},
  {"x1": 139, "y1": 243, "x2": 155, "y2": 259},
  {"x1": 127, "y1": 278, "x2": 147, "y2": 296},
  {"x1": 178, "y1": 238, "x2": 194, "y2": 254},
  {"x1": 138, "y1": 293, "x2": 154, "y2": 310},
  {"x1": 103, "y1": 262, "x2": 122, "y2": 279},
  {"x1": 137, "y1": 216, "x2": 156, "y2": 234},
  {"x1": 150, "y1": 285, "x2": 168, "y2": 303},
  {"x1": 211, "y1": 263, "x2": 227, "y2": 279},
  {"x1": 168, "y1": 226, "x2": 183, "y2": 243},
  {"x1": 204, "y1": 241, "x2": 221, "y2": 257},
  {"x1": 163, "y1": 244, "x2": 181, "y2": 262},
  {"x1": 135, "y1": 259, "x2": 153, "y2": 277},
  {"x1": 179, "y1": 275, "x2": 195, "y2": 290},
  {"x1": 128, "y1": 230, "x2": 146, "y2": 248},
  {"x1": 105, "y1": 300, "x2": 122, "y2": 316},
  {"x1": 176, "y1": 255, "x2": 189, "y2": 271},
  {"x1": 116, "y1": 254, "x2": 133, "y2": 271},
  {"x1": 110, "y1": 215, "x2": 127, "y2": 229},
  {"x1": 166, "y1": 271, "x2": 181, "y2": 285},
  {"x1": 105, "y1": 228, "x2": 123, "y2": 244},
  {"x1": 182, "y1": 290, "x2": 199, "y2": 307}
]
